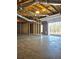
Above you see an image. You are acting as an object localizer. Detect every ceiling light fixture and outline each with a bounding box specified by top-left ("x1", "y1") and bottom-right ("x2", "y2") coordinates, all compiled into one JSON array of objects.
[{"x1": 35, "y1": 11, "x2": 40, "y2": 14}]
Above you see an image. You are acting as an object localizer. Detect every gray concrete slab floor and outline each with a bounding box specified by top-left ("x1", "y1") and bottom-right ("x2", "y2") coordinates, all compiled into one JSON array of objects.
[{"x1": 17, "y1": 35, "x2": 61, "y2": 59}]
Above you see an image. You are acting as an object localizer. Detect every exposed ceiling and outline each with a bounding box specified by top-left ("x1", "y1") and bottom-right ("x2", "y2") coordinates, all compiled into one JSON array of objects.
[{"x1": 17, "y1": 0, "x2": 61, "y2": 22}]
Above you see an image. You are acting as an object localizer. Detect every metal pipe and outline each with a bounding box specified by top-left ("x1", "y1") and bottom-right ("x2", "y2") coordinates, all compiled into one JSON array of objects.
[{"x1": 17, "y1": 14, "x2": 41, "y2": 24}]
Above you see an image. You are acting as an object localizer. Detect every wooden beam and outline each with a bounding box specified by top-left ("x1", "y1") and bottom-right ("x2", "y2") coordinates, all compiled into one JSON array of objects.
[
  {"x1": 17, "y1": 0, "x2": 34, "y2": 7},
  {"x1": 50, "y1": 5, "x2": 60, "y2": 13},
  {"x1": 39, "y1": 3, "x2": 56, "y2": 15}
]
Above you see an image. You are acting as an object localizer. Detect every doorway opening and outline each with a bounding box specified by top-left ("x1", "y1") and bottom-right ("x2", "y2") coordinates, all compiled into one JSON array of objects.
[{"x1": 41, "y1": 24, "x2": 43, "y2": 34}]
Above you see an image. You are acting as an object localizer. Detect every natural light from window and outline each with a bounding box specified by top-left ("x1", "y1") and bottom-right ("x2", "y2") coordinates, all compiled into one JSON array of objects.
[{"x1": 48, "y1": 22, "x2": 61, "y2": 35}]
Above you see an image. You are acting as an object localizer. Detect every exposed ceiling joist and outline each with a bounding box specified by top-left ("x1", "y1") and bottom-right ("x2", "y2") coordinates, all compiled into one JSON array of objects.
[
  {"x1": 18, "y1": 0, "x2": 34, "y2": 7},
  {"x1": 51, "y1": 5, "x2": 60, "y2": 13},
  {"x1": 40, "y1": 3, "x2": 57, "y2": 15},
  {"x1": 17, "y1": 2, "x2": 61, "y2": 20},
  {"x1": 47, "y1": 0, "x2": 61, "y2": 3}
]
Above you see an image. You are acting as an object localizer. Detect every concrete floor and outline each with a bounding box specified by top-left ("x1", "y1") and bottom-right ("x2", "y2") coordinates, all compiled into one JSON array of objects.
[{"x1": 17, "y1": 35, "x2": 61, "y2": 59}]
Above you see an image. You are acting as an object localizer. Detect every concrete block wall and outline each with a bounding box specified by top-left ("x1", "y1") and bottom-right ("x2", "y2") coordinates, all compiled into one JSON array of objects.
[{"x1": 42, "y1": 21, "x2": 48, "y2": 35}]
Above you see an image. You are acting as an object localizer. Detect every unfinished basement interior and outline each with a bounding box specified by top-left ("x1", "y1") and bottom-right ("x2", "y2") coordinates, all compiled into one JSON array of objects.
[{"x1": 17, "y1": 0, "x2": 61, "y2": 59}]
